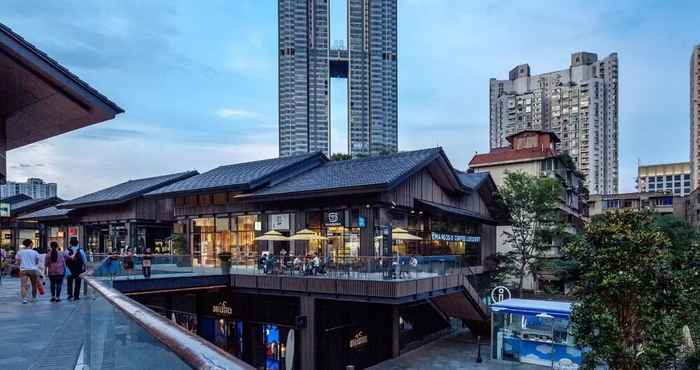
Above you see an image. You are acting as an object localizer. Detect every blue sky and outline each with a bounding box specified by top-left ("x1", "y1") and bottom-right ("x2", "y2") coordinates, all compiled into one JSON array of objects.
[{"x1": 1, "y1": 0, "x2": 699, "y2": 198}]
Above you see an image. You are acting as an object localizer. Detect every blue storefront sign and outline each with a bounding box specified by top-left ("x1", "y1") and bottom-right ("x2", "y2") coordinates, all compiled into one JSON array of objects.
[{"x1": 358, "y1": 216, "x2": 366, "y2": 228}]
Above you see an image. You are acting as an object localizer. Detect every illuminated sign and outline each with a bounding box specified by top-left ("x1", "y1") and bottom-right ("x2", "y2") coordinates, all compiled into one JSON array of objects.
[
  {"x1": 212, "y1": 301, "x2": 233, "y2": 316},
  {"x1": 324, "y1": 211, "x2": 344, "y2": 227},
  {"x1": 349, "y1": 330, "x2": 368, "y2": 349},
  {"x1": 491, "y1": 286, "x2": 511, "y2": 303},
  {"x1": 431, "y1": 232, "x2": 480, "y2": 243}
]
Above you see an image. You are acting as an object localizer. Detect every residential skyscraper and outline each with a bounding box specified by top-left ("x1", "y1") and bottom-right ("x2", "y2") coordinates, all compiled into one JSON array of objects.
[
  {"x1": 489, "y1": 52, "x2": 619, "y2": 194},
  {"x1": 0, "y1": 178, "x2": 57, "y2": 199},
  {"x1": 278, "y1": 0, "x2": 398, "y2": 157},
  {"x1": 690, "y1": 44, "x2": 700, "y2": 189}
]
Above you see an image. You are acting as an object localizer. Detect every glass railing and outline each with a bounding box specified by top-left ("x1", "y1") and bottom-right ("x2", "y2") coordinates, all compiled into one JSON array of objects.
[
  {"x1": 81, "y1": 263, "x2": 253, "y2": 370},
  {"x1": 89, "y1": 253, "x2": 484, "y2": 284}
]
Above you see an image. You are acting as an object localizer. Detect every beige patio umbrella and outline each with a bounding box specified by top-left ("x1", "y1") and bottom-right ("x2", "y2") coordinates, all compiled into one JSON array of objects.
[
  {"x1": 289, "y1": 228, "x2": 328, "y2": 241},
  {"x1": 374, "y1": 227, "x2": 423, "y2": 241},
  {"x1": 289, "y1": 228, "x2": 327, "y2": 257},
  {"x1": 255, "y1": 230, "x2": 290, "y2": 241}
]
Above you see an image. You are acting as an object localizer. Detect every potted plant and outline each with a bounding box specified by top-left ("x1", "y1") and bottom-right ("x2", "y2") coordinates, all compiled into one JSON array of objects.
[{"x1": 217, "y1": 251, "x2": 232, "y2": 274}]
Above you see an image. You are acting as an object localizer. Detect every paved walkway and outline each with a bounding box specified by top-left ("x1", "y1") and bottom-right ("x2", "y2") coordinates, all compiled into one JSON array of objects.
[
  {"x1": 369, "y1": 330, "x2": 542, "y2": 370},
  {"x1": 0, "y1": 277, "x2": 86, "y2": 370}
]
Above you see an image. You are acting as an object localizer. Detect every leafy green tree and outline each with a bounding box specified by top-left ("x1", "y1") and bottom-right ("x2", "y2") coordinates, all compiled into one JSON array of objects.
[
  {"x1": 330, "y1": 153, "x2": 353, "y2": 161},
  {"x1": 564, "y1": 210, "x2": 700, "y2": 369},
  {"x1": 496, "y1": 171, "x2": 564, "y2": 296}
]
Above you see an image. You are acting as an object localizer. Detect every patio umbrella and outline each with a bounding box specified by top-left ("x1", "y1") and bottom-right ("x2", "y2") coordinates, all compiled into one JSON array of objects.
[
  {"x1": 254, "y1": 230, "x2": 290, "y2": 241},
  {"x1": 289, "y1": 228, "x2": 328, "y2": 241},
  {"x1": 374, "y1": 227, "x2": 422, "y2": 240}
]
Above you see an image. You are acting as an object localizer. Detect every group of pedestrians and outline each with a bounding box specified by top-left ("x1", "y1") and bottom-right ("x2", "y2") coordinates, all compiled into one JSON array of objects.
[{"x1": 16, "y1": 237, "x2": 86, "y2": 304}]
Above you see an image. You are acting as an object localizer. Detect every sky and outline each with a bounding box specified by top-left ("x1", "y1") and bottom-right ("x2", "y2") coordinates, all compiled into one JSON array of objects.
[{"x1": 1, "y1": 0, "x2": 699, "y2": 199}]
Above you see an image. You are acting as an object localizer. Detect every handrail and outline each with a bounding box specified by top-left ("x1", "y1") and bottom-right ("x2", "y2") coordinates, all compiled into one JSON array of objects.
[{"x1": 82, "y1": 261, "x2": 253, "y2": 370}]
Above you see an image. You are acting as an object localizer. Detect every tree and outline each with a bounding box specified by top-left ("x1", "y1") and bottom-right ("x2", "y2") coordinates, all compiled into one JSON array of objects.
[
  {"x1": 330, "y1": 153, "x2": 352, "y2": 161},
  {"x1": 496, "y1": 171, "x2": 564, "y2": 296},
  {"x1": 564, "y1": 210, "x2": 700, "y2": 369}
]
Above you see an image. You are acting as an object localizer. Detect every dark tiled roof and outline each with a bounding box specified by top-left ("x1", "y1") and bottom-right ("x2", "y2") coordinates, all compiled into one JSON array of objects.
[
  {"x1": 249, "y1": 148, "x2": 443, "y2": 197},
  {"x1": 147, "y1": 152, "x2": 324, "y2": 196},
  {"x1": 17, "y1": 206, "x2": 71, "y2": 221},
  {"x1": 10, "y1": 197, "x2": 64, "y2": 216},
  {"x1": 0, "y1": 22, "x2": 124, "y2": 113},
  {"x1": 60, "y1": 171, "x2": 197, "y2": 209},
  {"x1": 456, "y1": 171, "x2": 491, "y2": 190},
  {"x1": 0, "y1": 194, "x2": 32, "y2": 205}
]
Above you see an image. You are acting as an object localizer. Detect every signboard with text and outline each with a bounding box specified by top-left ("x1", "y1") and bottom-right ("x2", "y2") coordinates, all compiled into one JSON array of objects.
[
  {"x1": 431, "y1": 232, "x2": 480, "y2": 243},
  {"x1": 269, "y1": 214, "x2": 290, "y2": 231}
]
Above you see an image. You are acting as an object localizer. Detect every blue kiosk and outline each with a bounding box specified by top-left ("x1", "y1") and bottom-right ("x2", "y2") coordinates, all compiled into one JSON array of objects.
[{"x1": 491, "y1": 299, "x2": 583, "y2": 369}]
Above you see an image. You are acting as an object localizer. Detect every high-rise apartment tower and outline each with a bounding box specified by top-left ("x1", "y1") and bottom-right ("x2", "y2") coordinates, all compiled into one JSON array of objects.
[
  {"x1": 690, "y1": 44, "x2": 700, "y2": 189},
  {"x1": 489, "y1": 52, "x2": 619, "y2": 194},
  {"x1": 278, "y1": 0, "x2": 398, "y2": 157}
]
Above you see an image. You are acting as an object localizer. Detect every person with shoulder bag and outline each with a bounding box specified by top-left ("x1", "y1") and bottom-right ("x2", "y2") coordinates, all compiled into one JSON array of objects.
[{"x1": 65, "y1": 237, "x2": 86, "y2": 300}]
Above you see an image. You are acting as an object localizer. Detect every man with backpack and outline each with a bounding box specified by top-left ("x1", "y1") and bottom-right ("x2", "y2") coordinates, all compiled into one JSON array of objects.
[{"x1": 64, "y1": 237, "x2": 86, "y2": 300}]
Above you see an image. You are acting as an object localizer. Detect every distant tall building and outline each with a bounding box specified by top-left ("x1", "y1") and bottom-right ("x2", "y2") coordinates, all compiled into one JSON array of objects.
[
  {"x1": 0, "y1": 178, "x2": 57, "y2": 199},
  {"x1": 278, "y1": 0, "x2": 398, "y2": 157},
  {"x1": 690, "y1": 44, "x2": 700, "y2": 189},
  {"x1": 489, "y1": 52, "x2": 619, "y2": 194},
  {"x1": 637, "y1": 162, "x2": 691, "y2": 196}
]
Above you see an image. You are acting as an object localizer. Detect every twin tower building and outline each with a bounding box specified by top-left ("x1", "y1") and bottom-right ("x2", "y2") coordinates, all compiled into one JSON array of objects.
[
  {"x1": 278, "y1": 0, "x2": 398, "y2": 157},
  {"x1": 277, "y1": 1, "x2": 619, "y2": 195}
]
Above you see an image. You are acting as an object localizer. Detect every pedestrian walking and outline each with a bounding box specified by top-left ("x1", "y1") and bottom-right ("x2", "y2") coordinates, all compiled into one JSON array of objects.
[
  {"x1": 45, "y1": 242, "x2": 66, "y2": 302},
  {"x1": 142, "y1": 246, "x2": 153, "y2": 278},
  {"x1": 65, "y1": 237, "x2": 86, "y2": 300},
  {"x1": 16, "y1": 239, "x2": 40, "y2": 304},
  {"x1": 122, "y1": 248, "x2": 134, "y2": 278}
]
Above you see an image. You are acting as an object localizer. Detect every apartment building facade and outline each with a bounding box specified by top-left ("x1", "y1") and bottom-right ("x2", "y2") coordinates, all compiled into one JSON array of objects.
[
  {"x1": 588, "y1": 192, "x2": 685, "y2": 218},
  {"x1": 490, "y1": 52, "x2": 619, "y2": 195},
  {"x1": 637, "y1": 162, "x2": 691, "y2": 196},
  {"x1": 0, "y1": 177, "x2": 57, "y2": 199},
  {"x1": 278, "y1": 0, "x2": 398, "y2": 157},
  {"x1": 469, "y1": 130, "x2": 588, "y2": 292}
]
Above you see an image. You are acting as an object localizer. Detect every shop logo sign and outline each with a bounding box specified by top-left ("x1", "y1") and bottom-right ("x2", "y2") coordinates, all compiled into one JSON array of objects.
[
  {"x1": 349, "y1": 330, "x2": 368, "y2": 349},
  {"x1": 491, "y1": 286, "x2": 511, "y2": 303},
  {"x1": 324, "y1": 211, "x2": 344, "y2": 227},
  {"x1": 212, "y1": 301, "x2": 233, "y2": 316}
]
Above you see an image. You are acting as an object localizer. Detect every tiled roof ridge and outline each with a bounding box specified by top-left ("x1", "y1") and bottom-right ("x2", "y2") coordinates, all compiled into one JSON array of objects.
[{"x1": 212, "y1": 151, "x2": 322, "y2": 170}]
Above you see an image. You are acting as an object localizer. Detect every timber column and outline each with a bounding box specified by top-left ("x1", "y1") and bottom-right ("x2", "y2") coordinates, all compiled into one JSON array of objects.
[{"x1": 299, "y1": 295, "x2": 316, "y2": 370}]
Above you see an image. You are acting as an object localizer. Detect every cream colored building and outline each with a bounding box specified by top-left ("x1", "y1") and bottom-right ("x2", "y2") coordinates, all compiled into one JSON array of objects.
[
  {"x1": 469, "y1": 131, "x2": 587, "y2": 293},
  {"x1": 637, "y1": 162, "x2": 691, "y2": 196}
]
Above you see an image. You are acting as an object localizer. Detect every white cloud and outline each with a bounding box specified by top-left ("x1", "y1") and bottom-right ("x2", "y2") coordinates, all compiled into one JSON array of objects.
[{"x1": 216, "y1": 108, "x2": 262, "y2": 120}]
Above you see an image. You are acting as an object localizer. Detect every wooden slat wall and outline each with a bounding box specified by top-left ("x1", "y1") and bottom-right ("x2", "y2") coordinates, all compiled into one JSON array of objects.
[{"x1": 382, "y1": 169, "x2": 493, "y2": 220}]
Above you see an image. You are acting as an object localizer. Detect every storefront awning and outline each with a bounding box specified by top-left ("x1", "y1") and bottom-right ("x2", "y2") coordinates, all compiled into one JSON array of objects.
[
  {"x1": 491, "y1": 298, "x2": 572, "y2": 319},
  {"x1": 415, "y1": 199, "x2": 497, "y2": 225}
]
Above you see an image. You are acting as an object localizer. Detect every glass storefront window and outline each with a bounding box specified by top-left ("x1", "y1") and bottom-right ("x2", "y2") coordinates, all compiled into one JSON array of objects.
[
  {"x1": 192, "y1": 218, "x2": 216, "y2": 266},
  {"x1": 48, "y1": 227, "x2": 66, "y2": 251},
  {"x1": 236, "y1": 215, "x2": 257, "y2": 262}
]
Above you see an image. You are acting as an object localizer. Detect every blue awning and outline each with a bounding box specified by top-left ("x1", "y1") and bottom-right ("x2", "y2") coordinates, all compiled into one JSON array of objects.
[{"x1": 490, "y1": 298, "x2": 573, "y2": 319}]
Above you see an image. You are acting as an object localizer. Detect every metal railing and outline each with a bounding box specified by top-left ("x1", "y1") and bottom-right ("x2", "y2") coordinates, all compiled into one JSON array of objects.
[{"x1": 81, "y1": 259, "x2": 253, "y2": 370}]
